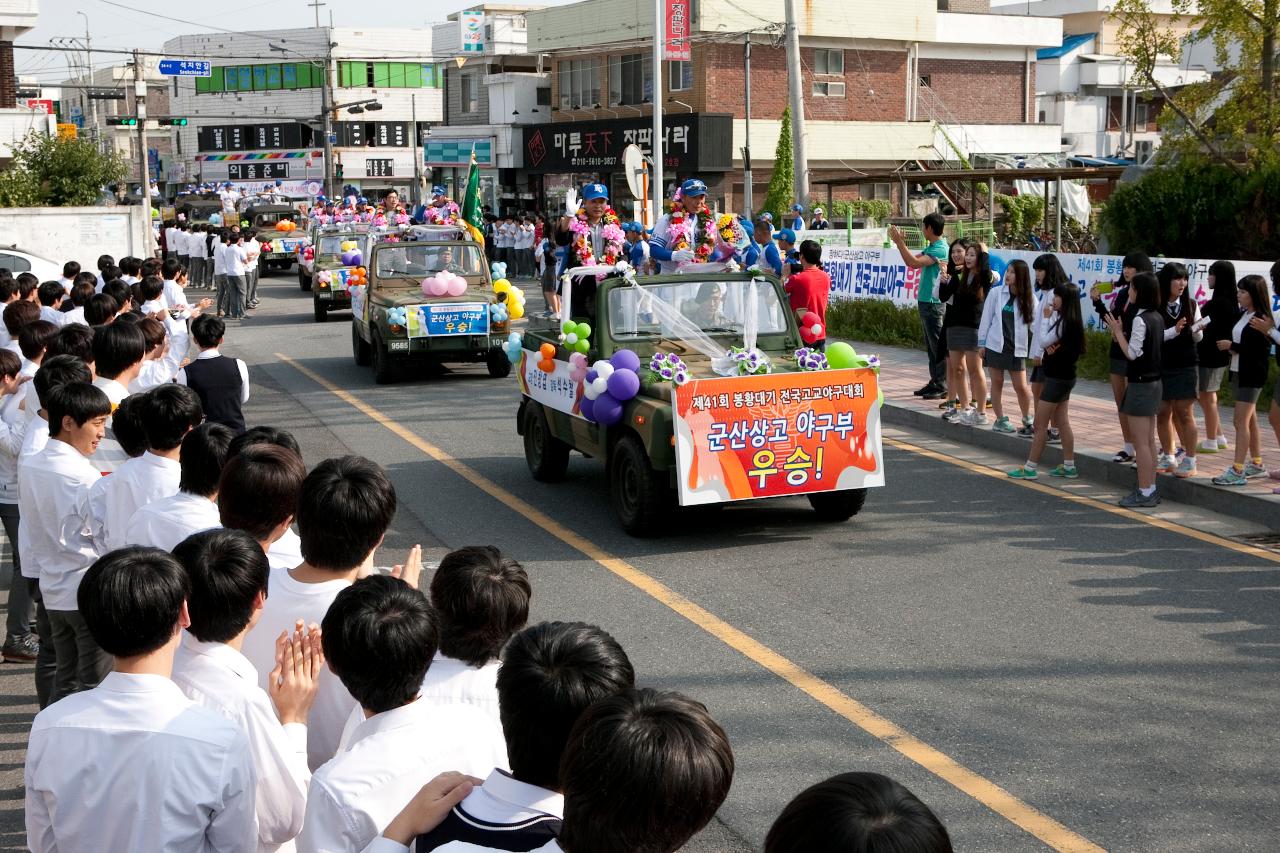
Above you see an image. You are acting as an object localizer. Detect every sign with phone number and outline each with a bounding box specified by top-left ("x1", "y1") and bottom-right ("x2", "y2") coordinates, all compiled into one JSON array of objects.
[{"x1": 673, "y1": 369, "x2": 884, "y2": 506}]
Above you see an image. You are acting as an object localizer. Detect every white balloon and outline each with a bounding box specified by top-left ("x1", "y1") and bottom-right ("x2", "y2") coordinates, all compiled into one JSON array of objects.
[
  {"x1": 811, "y1": 324, "x2": 823, "y2": 336},
  {"x1": 565, "y1": 333, "x2": 579, "y2": 345},
  {"x1": 584, "y1": 383, "x2": 601, "y2": 400},
  {"x1": 591, "y1": 376, "x2": 609, "y2": 396},
  {"x1": 592, "y1": 361, "x2": 615, "y2": 379}
]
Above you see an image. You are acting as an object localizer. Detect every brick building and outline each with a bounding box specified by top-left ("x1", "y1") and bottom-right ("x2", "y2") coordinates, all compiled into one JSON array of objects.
[{"x1": 525, "y1": 0, "x2": 1063, "y2": 216}]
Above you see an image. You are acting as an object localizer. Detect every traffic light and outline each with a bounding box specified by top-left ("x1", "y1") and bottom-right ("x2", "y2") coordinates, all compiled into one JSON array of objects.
[
  {"x1": 106, "y1": 117, "x2": 138, "y2": 126},
  {"x1": 335, "y1": 162, "x2": 344, "y2": 180},
  {"x1": 159, "y1": 118, "x2": 188, "y2": 126}
]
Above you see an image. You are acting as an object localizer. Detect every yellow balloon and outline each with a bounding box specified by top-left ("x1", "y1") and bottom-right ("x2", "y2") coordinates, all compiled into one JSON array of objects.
[
  {"x1": 493, "y1": 278, "x2": 512, "y2": 293},
  {"x1": 508, "y1": 301, "x2": 525, "y2": 320}
]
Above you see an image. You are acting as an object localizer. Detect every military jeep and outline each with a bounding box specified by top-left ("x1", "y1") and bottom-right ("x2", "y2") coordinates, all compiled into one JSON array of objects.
[
  {"x1": 243, "y1": 203, "x2": 304, "y2": 272},
  {"x1": 351, "y1": 230, "x2": 512, "y2": 384},
  {"x1": 303, "y1": 224, "x2": 372, "y2": 323},
  {"x1": 516, "y1": 271, "x2": 884, "y2": 536}
]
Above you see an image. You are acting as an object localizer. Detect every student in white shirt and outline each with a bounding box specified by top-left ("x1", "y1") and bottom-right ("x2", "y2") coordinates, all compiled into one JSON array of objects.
[
  {"x1": 225, "y1": 427, "x2": 305, "y2": 568},
  {"x1": 24, "y1": 546, "x2": 258, "y2": 853},
  {"x1": 172, "y1": 528, "x2": 322, "y2": 853},
  {"x1": 243, "y1": 228, "x2": 262, "y2": 310},
  {"x1": 211, "y1": 229, "x2": 227, "y2": 303},
  {"x1": 297, "y1": 575, "x2": 505, "y2": 853},
  {"x1": 374, "y1": 621, "x2": 636, "y2": 853},
  {"x1": 241, "y1": 455, "x2": 419, "y2": 772},
  {"x1": 57, "y1": 261, "x2": 79, "y2": 294},
  {"x1": 91, "y1": 321, "x2": 146, "y2": 406},
  {"x1": 2, "y1": 299, "x2": 38, "y2": 357},
  {"x1": 131, "y1": 315, "x2": 190, "y2": 393},
  {"x1": 136, "y1": 274, "x2": 169, "y2": 318},
  {"x1": 89, "y1": 384, "x2": 201, "y2": 552},
  {"x1": 126, "y1": 422, "x2": 233, "y2": 551},
  {"x1": 0, "y1": 275, "x2": 18, "y2": 348},
  {"x1": 19, "y1": 382, "x2": 111, "y2": 703},
  {"x1": 221, "y1": 232, "x2": 249, "y2": 320},
  {"x1": 62, "y1": 276, "x2": 94, "y2": 326},
  {"x1": 0, "y1": 349, "x2": 35, "y2": 664},
  {"x1": 36, "y1": 281, "x2": 68, "y2": 329},
  {"x1": 164, "y1": 223, "x2": 180, "y2": 260},
  {"x1": 119, "y1": 256, "x2": 143, "y2": 286},
  {"x1": 3, "y1": 320, "x2": 55, "y2": 431}
]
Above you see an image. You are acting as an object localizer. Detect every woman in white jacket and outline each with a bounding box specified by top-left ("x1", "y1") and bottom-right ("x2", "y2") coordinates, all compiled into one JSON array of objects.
[{"x1": 979, "y1": 259, "x2": 1035, "y2": 432}]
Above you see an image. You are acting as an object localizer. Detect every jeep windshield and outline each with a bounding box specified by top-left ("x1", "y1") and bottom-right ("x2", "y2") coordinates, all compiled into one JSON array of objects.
[
  {"x1": 375, "y1": 244, "x2": 484, "y2": 280},
  {"x1": 316, "y1": 235, "x2": 369, "y2": 262},
  {"x1": 607, "y1": 278, "x2": 789, "y2": 341},
  {"x1": 254, "y1": 212, "x2": 297, "y2": 228}
]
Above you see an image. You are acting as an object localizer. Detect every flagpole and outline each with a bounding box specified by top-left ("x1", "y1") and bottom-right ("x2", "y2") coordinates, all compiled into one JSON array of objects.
[{"x1": 652, "y1": 0, "x2": 664, "y2": 225}]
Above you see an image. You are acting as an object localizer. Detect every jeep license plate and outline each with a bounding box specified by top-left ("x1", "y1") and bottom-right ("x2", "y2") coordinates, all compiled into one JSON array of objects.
[{"x1": 387, "y1": 340, "x2": 410, "y2": 352}]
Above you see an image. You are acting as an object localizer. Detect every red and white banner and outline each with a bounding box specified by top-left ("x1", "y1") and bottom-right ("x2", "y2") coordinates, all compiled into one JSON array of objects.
[
  {"x1": 664, "y1": 0, "x2": 691, "y2": 61},
  {"x1": 25, "y1": 99, "x2": 54, "y2": 114}
]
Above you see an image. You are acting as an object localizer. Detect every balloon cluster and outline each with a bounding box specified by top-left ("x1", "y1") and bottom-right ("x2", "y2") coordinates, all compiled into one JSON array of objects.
[
  {"x1": 386, "y1": 306, "x2": 408, "y2": 327},
  {"x1": 493, "y1": 279, "x2": 526, "y2": 320},
  {"x1": 581, "y1": 350, "x2": 641, "y2": 427},
  {"x1": 276, "y1": 220, "x2": 298, "y2": 232},
  {"x1": 345, "y1": 267, "x2": 367, "y2": 290},
  {"x1": 559, "y1": 320, "x2": 591, "y2": 355},
  {"x1": 794, "y1": 347, "x2": 829, "y2": 371},
  {"x1": 490, "y1": 302, "x2": 509, "y2": 324},
  {"x1": 537, "y1": 342, "x2": 557, "y2": 373},
  {"x1": 491, "y1": 261, "x2": 507, "y2": 280},
  {"x1": 801, "y1": 316, "x2": 824, "y2": 341},
  {"x1": 422, "y1": 271, "x2": 468, "y2": 298},
  {"x1": 568, "y1": 351, "x2": 589, "y2": 383},
  {"x1": 302, "y1": 246, "x2": 315, "y2": 262},
  {"x1": 504, "y1": 332, "x2": 522, "y2": 363}
]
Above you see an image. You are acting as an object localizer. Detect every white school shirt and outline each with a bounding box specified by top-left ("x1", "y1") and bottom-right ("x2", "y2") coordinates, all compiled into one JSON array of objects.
[
  {"x1": 124, "y1": 490, "x2": 222, "y2": 551},
  {"x1": 173, "y1": 634, "x2": 311, "y2": 853},
  {"x1": 213, "y1": 238, "x2": 228, "y2": 276},
  {"x1": 297, "y1": 697, "x2": 507, "y2": 853},
  {"x1": 242, "y1": 568, "x2": 357, "y2": 771},
  {"x1": 515, "y1": 224, "x2": 535, "y2": 250},
  {"x1": 58, "y1": 276, "x2": 74, "y2": 294},
  {"x1": 178, "y1": 349, "x2": 252, "y2": 405},
  {"x1": 25, "y1": 671, "x2": 258, "y2": 853},
  {"x1": 87, "y1": 451, "x2": 182, "y2": 552},
  {"x1": 0, "y1": 395, "x2": 25, "y2": 504},
  {"x1": 131, "y1": 317, "x2": 190, "y2": 392},
  {"x1": 89, "y1": 376, "x2": 131, "y2": 474},
  {"x1": 245, "y1": 240, "x2": 260, "y2": 272},
  {"x1": 224, "y1": 242, "x2": 249, "y2": 277},
  {"x1": 164, "y1": 279, "x2": 190, "y2": 311},
  {"x1": 165, "y1": 226, "x2": 179, "y2": 250},
  {"x1": 0, "y1": 357, "x2": 34, "y2": 429},
  {"x1": 63, "y1": 304, "x2": 87, "y2": 326},
  {"x1": 141, "y1": 297, "x2": 168, "y2": 316},
  {"x1": 1230, "y1": 311, "x2": 1254, "y2": 372},
  {"x1": 267, "y1": 527, "x2": 304, "y2": 571},
  {"x1": 17, "y1": 439, "x2": 101, "y2": 611},
  {"x1": 39, "y1": 305, "x2": 68, "y2": 328}
]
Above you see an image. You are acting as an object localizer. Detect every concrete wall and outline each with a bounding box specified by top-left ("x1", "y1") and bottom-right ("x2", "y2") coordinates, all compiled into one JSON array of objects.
[
  {"x1": 0, "y1": 106, "x2": 53, "y2": 159},
  {"x1": 0, "y1": 206, "x2": 151, "y2": 272}
]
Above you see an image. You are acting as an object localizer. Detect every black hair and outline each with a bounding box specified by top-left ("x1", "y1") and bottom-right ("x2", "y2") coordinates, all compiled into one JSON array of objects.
[
  {"x1": 92, "y1": 321, "x2": 146, "y2": 379},
  {"x1": 1004, "y1": 259, "x2": 1035, "y2": 326},
  {"x1": 192, "y1": 314, "x2": 225, "y2": 349},
  {"x1": 1207, "y1": 260, "x2": 1238, "y2": 312},
  {"x1": 18, "y1": 319, "x2": 57, "y2": 362},
  {"x1": 70, "y1": 278, "x2": 96, "y2": 308},
  {"x1": 960, "y1": 242, "x2": 990, "y2": 301},
  {"x1": 100, "y1": 264, "x2": 123, "y2": 282},
  {"x1": 1032, "y1": 253, "x2": 1068, "y2": 292},
  {"x1": 140, "y1": 384, "x2": 204, "y2": 451},
  {"x1": 78, "y1": 546, "x2": 189, "y2": 658},
  {"x1": 498, "y1": 621, "x2": 635, "y2": 789},
  {"x1": 172, "y1": 528, "x2": 269, "y2": 644},
  {"x1": 161, "y1": 258, "x2": 184, "y2": 280},
  {"x1": 113, "y1": 311, "x2": 140, "y2": 327},
  {"x1": 0, "y1": 348, "x2": 18, "y2": 379},
  {"x1": 46, "y1": 382, "x2": 111, "y2": 439},
  {"x1": 137, "y1": 316, "x2": 166, "y2": 352},
  {"x1": 46, "y1": 323, "x2": 95, "y2": 365},
  {"x1": 1237, "y1": 274, "x2": 1274, "y2": 321},
  {"x1": 1054, "y1": 282, "x2": 1086, "y2": 357},
  {"x1": 322, "y1": 575, "x2": 436, "y2": 713},
  {"x1": 1129, "y1": 271, "x2": 1160, "y2": 310},
  {"x1": 85, "y1": 293, "x2": 119, "y2": 326},
  {"x1": 430, "y1": 545, "x2": 530, "y2": 667},
  {"x1": 944, "y1": 238, "x2": 968, "y2": 281},
  {"x1": 141, "y1": 258, "x2": 162, "y2": 279},
  {"x1": 179, "y1": 422, "x2": 235, "y2": 497},
  {"x1": 3, "y1": 299, "x2": 39, "y2": 336},
  {"x1": 227, "y1": 425, "x2": 301, "y2": 459},
  {"x1": 118, "y1": 257, "x2": 140, "y2": 277},
  {"x1": 298, "y1": 456, "x2": 397, "y2": 571},
  {"x1": 1121, "y1": 251, "x2": 1153, "y2": 276},
  {"x1": 103, "y1": 280, "x2": 132, "y2": 310},
  {"x1": 16, "y1": 272, "x2": 38, "y2": 299},
  {"x1": 0, "y1": 275, "x2": 16, "y2": 303},
  {"x1": 218, "y1": 443, "x2": 306, "y2": 541},
  {"x1": 111, "y1": 392, "x2": 150, "y2": 458},
  {"x1": 97, "y1": 254, "x2": 115, "y2": 272},
  {"x1": 921, "y1": 212, "x2": 946, "y2": 239},
  {"x1": 62, "y1": 261, "x2": 80, "y2": 279},
  {"x1": 559, "y1": 688, "x2": 734, "y2": 853},
  {"x1": 37, "y1": 281, "x2": 65, "y2": 308},
  {"x1": 765, "y1": 772, "x2": 953, "y2": 853},
  {"x1": 138, "y1": 275, "x2": 165, "y2": 302},
  {"x1": 798, "y1": 239, "x2": 822, "y2": 265},
  {"x1": 33, "y1": 354, "x2": 92, "y2": 411},
  {"x1": 1157, "y1": 262, "x2": 1193, "y2": 320}
]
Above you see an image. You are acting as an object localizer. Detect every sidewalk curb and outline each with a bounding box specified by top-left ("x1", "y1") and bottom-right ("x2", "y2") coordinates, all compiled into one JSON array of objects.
[{"x1": 880, "y1": 400, "x2": 1280, "y2": 532}]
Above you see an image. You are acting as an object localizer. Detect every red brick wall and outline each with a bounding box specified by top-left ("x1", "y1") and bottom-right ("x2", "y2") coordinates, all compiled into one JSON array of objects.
[
  {"x1": 917, "y1": 58, "x2": 1028, "y2": 123},
  {"x1": 0, "y1": 43, "x2": 14, "y2": 110}
]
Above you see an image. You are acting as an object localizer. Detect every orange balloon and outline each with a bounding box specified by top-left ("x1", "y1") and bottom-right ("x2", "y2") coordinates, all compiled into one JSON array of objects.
[
  {"x1": 538, "y1": 343, "x2": 556, "y2": 360},
  {"x1": 357, "y1": 266, "x2": 367, "y2": 276},
  {"x1": 538, "y1": 358, "x2": 555, "y2": 373}
]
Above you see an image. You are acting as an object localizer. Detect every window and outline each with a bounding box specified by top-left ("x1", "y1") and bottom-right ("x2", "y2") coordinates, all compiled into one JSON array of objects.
[
  {"x1": 812, "y1": 81, "x2": 845, "y2": 97},
  {"x1": 558, "y1": 58, "x2": 600, "y2": 109},
  {"x1": 265, "y1": 65, "x2": 282, "y2": 90},
  {"x1": 461, "y1": 71, "x2": 479, "y2": 113},
  {"x1": 536, "y1": 87, "x2": 551, "y2": 106},
  {"x1": 668, "y1": 60, "x2": 692, "y2": 92},
  {"x1": 814, "y1": 48, "x2": 843, "y2": 75},
  {"x1": 1134, "y1": 101, "x2": 1149, "y2": 129},
  {"x1": 337, "y1": 61, "x2": 438, "y2": 88},
  {"x1": 609, "y1": 53, "x2": 652, "y2": 106},
  {"x1": 918, "y1": 74, "x2": 931, "y2": 89}
]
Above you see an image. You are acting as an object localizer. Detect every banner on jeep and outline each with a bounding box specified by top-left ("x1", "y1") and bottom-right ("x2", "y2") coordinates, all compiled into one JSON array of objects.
[{"x1": 672, "y1": 369, "x2": 884, "y2": 506}]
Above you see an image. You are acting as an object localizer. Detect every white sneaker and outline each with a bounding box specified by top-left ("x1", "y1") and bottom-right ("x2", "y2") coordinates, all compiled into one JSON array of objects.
[
  {"x1": 958, "y1": 408, "x2": 976, "y2": 426},
  {"x1": 1217, "y1": 435, "x2": 1230, "y2": 450},
  {"x1": 1197, "y1": 440, "x2": 1219, "y2": 453},
  {"x1": 1156, "y1": 453, "x2": 1175, "y2": 473},
  {"x1": 973, "y1": 411, "x2": 990, "y2": 426}
]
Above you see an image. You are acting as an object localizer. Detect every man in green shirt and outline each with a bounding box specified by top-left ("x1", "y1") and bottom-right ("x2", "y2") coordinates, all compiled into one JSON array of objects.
[{"x1": 890, "y1": 212, "x2": 949, "y2": 399}]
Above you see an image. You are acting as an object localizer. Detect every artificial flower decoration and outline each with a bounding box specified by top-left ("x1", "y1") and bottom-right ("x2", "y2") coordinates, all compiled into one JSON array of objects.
[
  {"x1": 793, "y1": 347, "x2": 829, "y2": 371},
  {"x1": 647, "y1": 352, "x2": 690, "y2": 385},
  {"x1": 727, "y1": 346, "x2": 771, "y2": 376}
]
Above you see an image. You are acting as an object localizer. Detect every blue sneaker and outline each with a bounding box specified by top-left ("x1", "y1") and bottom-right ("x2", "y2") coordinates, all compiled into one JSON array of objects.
[{"x1": 1212, "y1": 467, "x2": 1248, "y2": 486}]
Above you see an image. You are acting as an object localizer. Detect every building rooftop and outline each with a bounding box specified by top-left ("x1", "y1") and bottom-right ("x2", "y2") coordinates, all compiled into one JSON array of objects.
[{"x1": 1037, "y1": 32, "x2": 1096, "y2": 60}]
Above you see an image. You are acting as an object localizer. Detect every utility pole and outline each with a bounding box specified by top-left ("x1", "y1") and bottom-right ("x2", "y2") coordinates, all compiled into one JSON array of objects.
[
  {"x1": 133, "y1": 50, "x2": 152, "y2": 257},
  {"x1": 783, "y1": 0, "x2": 808, "y2": 208},
  {"x1": 308, "y1": 0, "x2": 325, "y2": 29},
  {"x1": 650, "y1": 0, "x2": 664, "y2": 225},
  {"x1": 322, "y1": 28, "x2": 335, "y2": 200},
  {"x1": 78, "y1": 13, "x2": 96, "y2": 144},
  {"x1": 742, "y1": 34, "x2": 752, "y2": 216},
  {"x1": 411, "y1": 92, "x2": 422, "y2": 207}
]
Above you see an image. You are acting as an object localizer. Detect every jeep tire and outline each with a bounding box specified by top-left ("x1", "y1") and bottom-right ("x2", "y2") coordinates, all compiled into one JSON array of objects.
[
  {"x1": 523, "y1": 403, "x2": 570, "y2": 482},
  {"x1": 609, "y1": 434, "x2": 671, "y2": 537},
  {"x1": 807, "y1": 488, "x2": 867, "y2": 521}
]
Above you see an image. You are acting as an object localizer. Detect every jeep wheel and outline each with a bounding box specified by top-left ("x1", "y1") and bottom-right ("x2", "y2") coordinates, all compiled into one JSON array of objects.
[
  {"x1": 313, "y1": 298, "x2": 327, "y2": 323},
  {"x1": 299, "y1": 267, "x2": 311, "y2": 291},
  {"x1": 523, "y1": 403, "x2": 570, "y2": 482},
  {"x1": 352, "y1": 323, "x2": 371, "y2": 366},
  {"x1": 807, "y1": 489, "x2": 867, "y2": 521},
  {"x1": 609, "y1": 434, "x2": 671, "y2": 537},
  {"x1": 372, "y1": 331, "x2": 396, "y2": 384},
  {"x1": 486, "y1": 346, "x2": 512, "y2": 379}
]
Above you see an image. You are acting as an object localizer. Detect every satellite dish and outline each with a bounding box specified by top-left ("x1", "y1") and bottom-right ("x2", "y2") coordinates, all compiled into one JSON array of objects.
[{"x1": 622, "y1": 144, "x2": 647, "y2": 200}]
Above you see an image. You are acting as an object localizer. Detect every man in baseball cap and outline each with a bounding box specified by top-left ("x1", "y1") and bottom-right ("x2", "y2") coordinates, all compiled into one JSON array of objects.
[
  {"x1": 775, "y1": 227, "x2": 800, "y2": 276},
  {"x1": 789, "y1": 204, "x2": 805, "y2": 231},
  {"x1": 650, "y1": 178, "x2": 712, "y2": 273},
  {"x1": 810, "y1": 206, "x2": 830, "y2": 230}
]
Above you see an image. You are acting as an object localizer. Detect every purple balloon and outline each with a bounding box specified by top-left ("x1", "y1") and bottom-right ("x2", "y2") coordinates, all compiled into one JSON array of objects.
[
  {"x1": 585, "y1": 368, "x2": 599, "y2": 384},
  {"x1": 341, "y1": 251, "x2": 355, "y2": 265},
  {"x1": 610, "y1": 348, "x2": 641, "y2": 372},
  {"x1": 348, "y1": 252, "x2": 362, "y2": 266},
  {"x1": 579, "y1": 396, "x2": 596, "y2": 421},
  {"x1": 592, "y1": 392, "x2": 624, "y2": 426},
  {"x1": 606, "y1": 368, "x2": 640, "y2": 401}
]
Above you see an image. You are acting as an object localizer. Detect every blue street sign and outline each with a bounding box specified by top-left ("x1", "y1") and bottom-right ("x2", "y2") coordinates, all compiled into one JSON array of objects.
[
  {"x1": 327, "y1": 132, "x2": 337, "y2": 144},
  {"x1": 158, "y1": 59, "x2": 212, "y2": 77}
]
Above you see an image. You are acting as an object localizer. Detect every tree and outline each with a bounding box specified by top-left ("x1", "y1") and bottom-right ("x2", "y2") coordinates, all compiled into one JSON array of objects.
[
  {"x1": 761, "y1": 105, "x2": 794, "y2": 222},
  {"x1": 0, "y1": 131, "x2": 129, "y2": 208},
  {"x1": 1111, "y1": 0, "x2": 1280, "y2": 169}
]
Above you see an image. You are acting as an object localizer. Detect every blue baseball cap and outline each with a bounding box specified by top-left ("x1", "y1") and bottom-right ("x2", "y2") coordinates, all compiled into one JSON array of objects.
[
  {"x1": 776, "y1": 228, "x2": 797, "y2": 244},
  {"x1": 680, "y1": 179, "x2": 707, "y2": 196},
  {"x1": 761, "y1": 211, "x2": 774, "y2": 222},
  {"x1": 431, "y1": 185, "x2": 446, "y2": 196},
  {"x1": 582, "y1": 183, "x2": 609, "y2": 200},
  {"x1": 791, "y1": 204, "x2": 804, "y2": 212}
]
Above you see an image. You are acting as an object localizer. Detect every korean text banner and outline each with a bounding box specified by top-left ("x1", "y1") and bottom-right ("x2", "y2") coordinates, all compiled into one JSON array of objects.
[{"x1": 673, "y1": 369, "x2": 885, "y2": 506}]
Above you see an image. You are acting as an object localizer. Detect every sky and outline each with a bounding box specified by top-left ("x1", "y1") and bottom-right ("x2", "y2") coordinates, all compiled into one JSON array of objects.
[{"x1": 14, "y1": 0, "x2": 567, "y2": 83}]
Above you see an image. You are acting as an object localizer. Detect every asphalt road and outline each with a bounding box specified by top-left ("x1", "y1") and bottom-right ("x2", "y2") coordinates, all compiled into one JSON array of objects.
[{"x1": 1, "y1": 269, "x2": 1279, "y2": 851}]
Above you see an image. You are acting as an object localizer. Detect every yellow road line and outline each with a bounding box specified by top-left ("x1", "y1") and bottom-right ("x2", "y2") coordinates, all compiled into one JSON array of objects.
[
  {"x1": 885, "y1": 436, "x2": 1280, "y2": 566},
  {"x1": 277, "y1": 353, "x2": 1105, "y2": 853}
]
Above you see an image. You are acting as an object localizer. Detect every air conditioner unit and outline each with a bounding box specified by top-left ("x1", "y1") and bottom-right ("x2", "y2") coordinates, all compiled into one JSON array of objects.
[{"x1": 1134, "y1": 140, "x2": 1154, "y2": 163}]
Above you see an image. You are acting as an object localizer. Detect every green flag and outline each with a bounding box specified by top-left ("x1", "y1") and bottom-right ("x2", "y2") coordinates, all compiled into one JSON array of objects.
[{"x1": 461, "y1": 146, "x2": 485, "y2": 246}]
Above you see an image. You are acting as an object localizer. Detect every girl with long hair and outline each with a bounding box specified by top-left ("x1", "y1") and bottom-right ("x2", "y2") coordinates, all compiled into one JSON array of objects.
[
  {"x1": 1196, "y1": 260, "x2": 1238, "y2": 453},
  {"x1": 1155, "y1": 262, "x2": 1201, "y2": 477},
  {"x1": 941, "y1": 242, "x2": 991, "y2": 426},
  {"x1": 1260, "y1": 262, "x2": 1280, "y2": 492},
  {"x1": 1092, "y1": 251, "x2": 1154, "y2": 464},
  {"x1": 937, "y1": 238, "x2": 970, "y2": 421},
  {"x1": 1009, "y1": 282, "x2": 1085, "y2": 480},
  {"x1": 1211, "y1": 274, "x2": 1275, "y2": 486},
  {"x1": 1103, "y1": 271, "x2": 1164, "y2": 507},
  {"x1": 1023, "y1": 254, "x2": 1069, "y2": 439},
  {"x1": 979, "y1": 259, "x2": 1034, "y2": 432}
]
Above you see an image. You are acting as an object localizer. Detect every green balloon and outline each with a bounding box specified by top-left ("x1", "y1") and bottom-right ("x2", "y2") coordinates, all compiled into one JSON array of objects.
[
  {"x1": 576, "y1": 323, "x2": 592, "y2": 339},
  {"x1": 825, "y1": 341, "x2": 858, "y2": 369},
  {"x1": 562, "y1": 321, "x2": 577, "y2": 335},
  {"x1": 574, "y1": 339, "x2": 590, "y2": 354}
]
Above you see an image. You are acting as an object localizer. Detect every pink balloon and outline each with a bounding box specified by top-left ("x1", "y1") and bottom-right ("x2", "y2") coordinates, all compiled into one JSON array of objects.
[{"x1": 445, "y1": 275, "x2": 467, "y2": 297}]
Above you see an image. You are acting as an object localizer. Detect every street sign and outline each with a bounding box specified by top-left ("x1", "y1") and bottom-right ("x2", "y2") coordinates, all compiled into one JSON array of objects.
[
  {"x1": 56, "y1": 123, "x2": 77, "y2": 140},
  {"x1": 158, "y1": 59, "x2": 212, "y2": 77}
]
